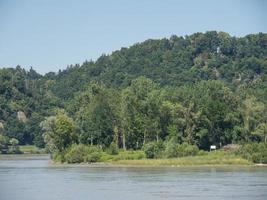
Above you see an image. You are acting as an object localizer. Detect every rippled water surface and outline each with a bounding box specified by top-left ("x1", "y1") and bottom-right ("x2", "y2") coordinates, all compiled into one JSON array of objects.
[{"x1": 0, "y1": 155, "x2": 267, "y2": 200}]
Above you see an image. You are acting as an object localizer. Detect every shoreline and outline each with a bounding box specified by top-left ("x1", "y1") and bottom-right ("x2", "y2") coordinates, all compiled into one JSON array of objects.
[
  {"x1": 50, "y1": 161, "x2": 265, "y2": 168},
  {"x1": 1, "y1": 154, "x2": 267, "y2": 167}
]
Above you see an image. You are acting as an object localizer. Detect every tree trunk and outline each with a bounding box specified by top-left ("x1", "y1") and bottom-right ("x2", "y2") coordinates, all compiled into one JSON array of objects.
[
  {"x1": 143, "y1": 134, "x2": 146, "y2": 145},
  {"x1": 122, "y1": 132, "x2": 126, "y2": 151},
  {"x1": 113, "y1": 125, "x2": 119, "y2": 146}
]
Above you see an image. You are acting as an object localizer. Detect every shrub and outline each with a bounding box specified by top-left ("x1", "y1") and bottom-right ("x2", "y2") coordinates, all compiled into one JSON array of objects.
[
  {"x1": 84, "y1": 151, "x2": 102, "y2": 162},
  {"x1": 164, "y1": 138, "x2": 178, "y2": 158},
  {"x1": 7, "y1": 147, "x2": 22, "y2": 154},
  {"x1": 237, "y1": 143, "x2": 267, "y2": 163},
  {"x1": 52, "y1": 152, "x2": 65, "y2": 162},
  {"x1": 179, "y1": 143, "x2": 199, "y2": 157},
  {"x1": 64, "y1": 144, "x2": 103, "y2": 163},
  {"x1": 143, "y1": 141, "x2": 164, "y2": 159},
  {"x1": 107, "y1": 142, "x2": 119, "y2": 155},
  {"x1": 164, "y1": 141, "x2": 199, "y2": 158}
]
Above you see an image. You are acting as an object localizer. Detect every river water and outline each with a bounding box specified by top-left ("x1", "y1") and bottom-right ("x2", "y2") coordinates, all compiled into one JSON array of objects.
[{"x1": 0, "y1": 155, "x2": 267, "y2": 200}]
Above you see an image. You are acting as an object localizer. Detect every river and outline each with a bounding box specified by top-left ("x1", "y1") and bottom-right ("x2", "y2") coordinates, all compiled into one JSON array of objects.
[{"x1": 0, "y1": 155, "x2": 267, "y2": 200}]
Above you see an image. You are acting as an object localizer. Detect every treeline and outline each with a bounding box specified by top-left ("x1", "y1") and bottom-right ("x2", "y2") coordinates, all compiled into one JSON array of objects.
[
  {"x1": 40, "y1": 78, "x2": 267, "y2": 154},
  {"x1": 0, "y1": 31, "x2": 267, "y2": 153}
]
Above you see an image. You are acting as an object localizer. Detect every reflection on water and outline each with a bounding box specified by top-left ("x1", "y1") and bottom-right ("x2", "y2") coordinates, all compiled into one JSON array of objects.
[{"x1": 0, "y1": 155, "x2": 267, "y2": 200}]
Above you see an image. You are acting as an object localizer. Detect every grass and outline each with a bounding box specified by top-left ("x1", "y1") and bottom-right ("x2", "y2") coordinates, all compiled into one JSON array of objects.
[
  {"x1": 100, "y1": 150, "x2": 146, "y2": 162},
  {"x1": 52, "y1": 148, "x2": 251, "y2": 166},
  {"x1": 19, "y1": 145, "x2": 46, "y2": 154},
  {"x1": 2, "y1": 147, "x2": 252, "y2": 166},
  {"x1": 106, "y1": 151, "x2": 251, "y2": 166}
]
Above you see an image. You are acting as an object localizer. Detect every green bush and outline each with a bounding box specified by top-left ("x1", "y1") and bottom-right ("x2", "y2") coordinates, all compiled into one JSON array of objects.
[
  {"x1": 64, "y1": 144, "x2": 103, "y2": 163},
  {"x1": 7, "y1": 146, "x2": 22, "y2": 154},
  {"x1": 52, "y1": 152, "x2": 65, "y2": 162},
  {"x1": 107, "y1": 142, "x2": 119, "y2": 155},
  {"x1": 164, "y1": 138, "x2": 178, "y2": 158},
  {"x1": 143, "y1": 141, "x2": 164, "y2": 159},
  {"x1": 178, "y1": 143, "x2": 199, "y2": 157},
  {"x1": 237, "y1": 143, "x2": 267, "y2": 163},
  {"x1": 164, "y1": 141, "x2": 199, "y2": 158},
  {"x1": 84, "y1": 151, "x2": 102, "y2": 162},
  {"x1": 1, "y1": 136, "x2": 23, "y2": 154}
]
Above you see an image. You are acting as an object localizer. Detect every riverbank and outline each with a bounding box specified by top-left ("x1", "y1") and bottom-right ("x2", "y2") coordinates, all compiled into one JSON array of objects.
[
  {"x1": 0, "y1": 154, "x2": 254, "y2": 168},
  {"x1": 3, "y1": 147, "x2": 267, "y2": 167},
  {"x1": 107, "y1": 155, "x2": 251, "y2": 167},
  {"x1": 2, "y1": 153, "x2": 266, "y2": 167},
  {"x1": 51, "y1": 151, "x2": 253, "y2": 167}
]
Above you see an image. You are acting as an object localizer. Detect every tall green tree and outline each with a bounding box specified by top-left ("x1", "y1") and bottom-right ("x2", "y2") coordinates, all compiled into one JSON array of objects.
[{"x1": 41, "y1": 113, "x2": 76, "y2": 153}]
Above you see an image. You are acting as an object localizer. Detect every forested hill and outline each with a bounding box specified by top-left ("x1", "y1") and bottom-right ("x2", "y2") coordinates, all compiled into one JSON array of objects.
[
  {"x1": 48, "y1": 31, "x2": 267, "y2": 101},
  {"x1": 0, "y1": 31, "x2": 267, "y2": 150}
]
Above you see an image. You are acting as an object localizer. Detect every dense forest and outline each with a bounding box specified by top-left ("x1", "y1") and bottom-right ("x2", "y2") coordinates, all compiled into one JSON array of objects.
[{"x1": 0, "y1": 31, "x2": 267, "y2": 156}]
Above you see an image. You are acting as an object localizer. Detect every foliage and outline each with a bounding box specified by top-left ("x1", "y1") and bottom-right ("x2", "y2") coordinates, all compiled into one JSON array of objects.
[
  {"x1": 164, "y1": 140, "x2": 199, "y2": 158},
  {"x1": 112, "y1": 151, "x2": 250, "y2": 166},
  {"x1": 107, "y1": 142, "x2": 119, "y2": 155},
  {"x1": 237, "y1": 143, "x2": 267, "y2": 163},
  {"x1": 41, "y1": 113, "x2": 77, "y2": 153},
  {"x1": 0, "y1": 32, "x2": 267, "y2": 159},
  {"x1": 164, "y1": 138, "x2": 179, "y2": 158},
  {"x1": 19, "y1": 145, "x2": 46, "y2": 154},
  {"x1": 143, "y1": 141, "x2": 164, "y2": 159},
  {"x1": 252, "y1": 123, "x2": 267, "y2": 143},
  {"x1": 0, "y1": 134, "x2": 22, "y2": 154},
  {"x1": 116, "y1": 150, "x2": 145, "y2": 160},
  {"x1": 0, "y1": 134, "x2": 9, "y2": 153},
  {"x1": 64, "y1": 144, "x2": 102, "y2": 163}
]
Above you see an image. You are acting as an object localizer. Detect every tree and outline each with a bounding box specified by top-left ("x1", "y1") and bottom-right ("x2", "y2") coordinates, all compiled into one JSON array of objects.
[
  {"x1": 41, "y1": 113, "x2": 76, "y2": 153},
  {"x1": 253, "y1": 123, "x2": 267, "y2": 143},
  {"x1": 0, "y1": 134, "x2": 9, "y2": 153},
  {"x1": 40, "y1": 116, "x2": 57, "y2": 152},
  {"x1": 239, "y1": 96, "x2": 265, "y2": 141},
  {"x1": 73, "y1": 82, "x2": 115, "y2": 147},
  {"x1": 120, "y1": 77, "x2": 160, "y2": 149},
  {"x1": 9, "y1": 138, "x2": 20, "y2": 153}
]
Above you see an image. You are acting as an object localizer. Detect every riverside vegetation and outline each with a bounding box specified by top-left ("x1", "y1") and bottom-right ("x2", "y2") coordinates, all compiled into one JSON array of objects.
[{"x1": 0, "y1": 31, "x2": 267, "y2": 165}]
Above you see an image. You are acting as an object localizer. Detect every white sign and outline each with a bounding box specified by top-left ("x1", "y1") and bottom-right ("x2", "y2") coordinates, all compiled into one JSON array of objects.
[{"x1": 210, "y1": 145, "x2": 216, "y2": 150}]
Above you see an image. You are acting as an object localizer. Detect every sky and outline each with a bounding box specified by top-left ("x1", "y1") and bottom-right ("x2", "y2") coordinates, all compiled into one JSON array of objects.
[{"x1": 0, "y1": 0, "x2": 266, "y2": 74}]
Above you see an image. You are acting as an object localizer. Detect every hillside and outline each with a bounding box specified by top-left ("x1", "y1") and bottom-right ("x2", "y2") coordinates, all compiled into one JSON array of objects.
[
  {"x1": 0, "y1": 31, "x2": 267, "y2": 150},
  {"x1": 47, "y1": 31, "x2": 267, "y2": 101}
]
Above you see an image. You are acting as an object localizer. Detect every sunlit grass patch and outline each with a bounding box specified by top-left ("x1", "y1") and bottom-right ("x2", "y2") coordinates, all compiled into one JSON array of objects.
[
  {"x1": 108, "y1": 151, "x2": 251, "y2": 166},
  {"x1": 19, "y1": 145, "x2": 46, "y2": 154}
]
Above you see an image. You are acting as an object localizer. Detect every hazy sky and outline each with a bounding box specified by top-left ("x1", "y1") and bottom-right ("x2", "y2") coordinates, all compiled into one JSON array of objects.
[{"x1": 0, "y1": 0, "x2": 266, "y2": 74}]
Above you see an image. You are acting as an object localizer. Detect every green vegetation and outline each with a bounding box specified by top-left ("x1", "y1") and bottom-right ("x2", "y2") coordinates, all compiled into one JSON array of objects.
[
  {"x1": 48, "y1": 141, "x2": 265, "y2": 165},
  {"x1": 50, "y1": 144, "x2": 250, "y2": 166},
  {"x1": 19, "y1": 145, "x2": 46, "y2": 154},
  {"x1": 237, "y1": 143, "x2": 267, "y2": 163},
  {"x1": 143, "y1": 141, "x2": 164, "y2": 159},
  {"x1": 111, "y1": 152, "x2": 250, "y2": 166},
  {"x1": 63, "y1": 144, "x2": 102, "y2": 163},
  {"x1": 0, "y1": 135, "x2": 22, "y2": 154},
  {"x1": 0, "y1": 31, "x2": 267, "y2": 165}
]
